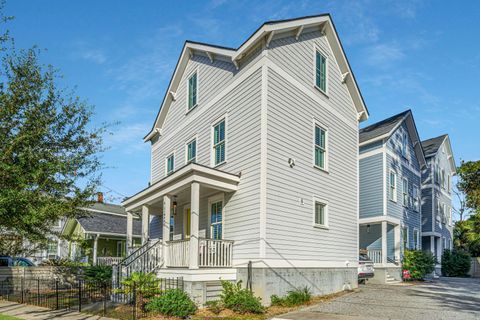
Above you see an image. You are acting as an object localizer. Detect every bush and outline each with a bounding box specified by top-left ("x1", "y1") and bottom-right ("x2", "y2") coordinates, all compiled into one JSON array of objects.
[
  {"x1": 205, "y1": 300, "x2": 224, "y2": 315},
  {"x1": 270, "y1": 287, "x2": 312, "y2": 307},
  {"x1": 220, "y1": 280, "x2": 264, "y2": 314},
  {"x1": 402, "y1": 250, "x2": 436, "y2": 280},
  {"x1": 442, "y1": 249, "x2": 471, "y2": 277},
  {"x1": 84, "y1": 265, "x2": 112, "y2": 283},
  {"x1": 145, "y1": 289, "x2": 197, "y2": 318},
  {"x1": 116, "y1": 272, "x2": 160, "y2": 298}
]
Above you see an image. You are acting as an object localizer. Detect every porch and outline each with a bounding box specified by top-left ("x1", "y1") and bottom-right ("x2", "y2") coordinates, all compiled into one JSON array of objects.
[
  {"x1": 359, "y1": 218, "x2": 401, "y2": 266},
  {"x1": 121, "y1": 163, "x2": 240, "y2": 274}
]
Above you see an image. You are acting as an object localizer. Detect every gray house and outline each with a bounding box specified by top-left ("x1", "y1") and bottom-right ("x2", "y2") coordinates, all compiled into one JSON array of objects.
[
  {"x1": 120, "y1": 14, "x2": 369, "y2": 305},
  {"x1": 420, "y1": 135, "x2": 455, "y2": 270},
  {"x1": 359, "y1": 110, "x2": 426, "y2": 283}
]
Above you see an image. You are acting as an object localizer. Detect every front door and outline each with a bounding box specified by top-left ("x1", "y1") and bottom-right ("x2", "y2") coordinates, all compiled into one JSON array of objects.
[{"x1": 184, "y1": 207, "x2": 191, "y2": 239}]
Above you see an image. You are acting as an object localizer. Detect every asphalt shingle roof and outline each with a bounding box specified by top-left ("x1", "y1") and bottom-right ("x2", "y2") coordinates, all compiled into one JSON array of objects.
[
  {"x1": 359, "y1": 110, "x2": 410, "y2": 143},
  {"x1": 77, "y1": 204, "x2": 142, "y2": 236},
  {"x1": 421, "y1": 135, "x2": 447, "y2": 158}
]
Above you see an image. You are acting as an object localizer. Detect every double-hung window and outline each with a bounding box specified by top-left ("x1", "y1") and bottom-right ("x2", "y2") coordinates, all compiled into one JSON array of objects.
[
  {"x1": 314, "y1": 201, "x2": 327, "y2": 228},
  {"x1": 441, "y1": 169, "x2": 446, "y2": 189},
  {"x1": 402, "y1": 132, "x2": 407, "y2": 157},
  {"x1": 213, "y1": 119, "x2": 226, "y2": 166},
  {"x1": 389, "y1": 171, "x2": 397, "y2": 202},
  {"x1": 186, "y1": 139, "x2": 197, "y2": 163},
  {"x1": 210, "y1": 201, "x2": 223, "y2": 240},
  {"x1": 314, "y1": 125, "x2": 327, "y2": 170},
  {"x1": 188, "y1": 72, "x2": 198, "y2": 110},
  {"x1": 403, "y1": 226, "x2": 409, "y2": 249},
  {"x1": 166, "y1": 154, "x2": 174, "y2": 175},
  {"x1": 402, "y1": 178, "x2": 408, "y2": 207},
  {"x1": 413, "y1": 229, "x2": 419, "y2": 250},
  {"x1": 413, "y1": 186, "x2": 420, "y2": 212},
  {"x1": 315, "y1": 50, "x2": 327, "y2": 93}
]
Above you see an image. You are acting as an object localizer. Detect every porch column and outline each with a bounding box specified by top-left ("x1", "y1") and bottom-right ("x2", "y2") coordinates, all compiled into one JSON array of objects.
[
  {"x1": 189, "y1": 182, "x2": 200, "y2": 270},
  {"x1": 126, "y1": 211, "x2": 133, "y2": 253},
  {"x1": 381, "y1": 221, "x2": 388, "y2": 265},
  {"x1": 141, "y1": 205, "x2": 150, "y2": 245},
  {"x1": 394, "y1": 224, "x2": 401, "y2": 261},
  {"x1": 430, "y1": 236, "x2": 435, "y2": 254},
  {"x1": 92, "y1": 234, "x2": 99, "y2": 266},
  {"x1": 162, "y1": 195, "x2": 171, "y2": 266}
]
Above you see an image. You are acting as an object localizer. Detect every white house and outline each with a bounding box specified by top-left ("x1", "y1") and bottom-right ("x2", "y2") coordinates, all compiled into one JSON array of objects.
[{"x1": 121, "y1": 14, "x2": 369, "y2": 305}]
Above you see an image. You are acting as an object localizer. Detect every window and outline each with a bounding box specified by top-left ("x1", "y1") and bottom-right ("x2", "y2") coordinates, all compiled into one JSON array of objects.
[
  {"x1": 441, "y1": 169, "x2": 446, "y2": 189},
  {"x1": 315, "y1": 50, "x2": 327, "y2": 93},
  {"x1": 413, "y1": 229, "x2": 419, "y2": 250},
  {"x1": 213, "y1": 119, "x2": 226, "y2": 166},
  {"x1": 169, "y1": 215, "x2": 175, "y2": 241},
  {"x1": 47, "y1": 240, "x2": 57, "y2": 255},
  {"x1": 442, "y1": 203, "x2": 447, "y2": 224},
  {"x1": 436, "y1": 199, "x2": 441, "y2": 221},
  {"x1": 166, "y1": 154, "x2": 175, "y2": 175},
  {"x1": 448, "y1": 206, "x2": 452, "y2": 226},
  {"x1": 389, "y1": 171, "x2": 397, "y2": 202},
  {"x1": 188, "y1": 72, "x2": 198, "y2": 110},
  {"x1": 402, "y1": 226, "x2": 409, "y2": 249},
  {"x1": 186, "y1": 139, "x2": 197, "y2": 163},
  {"x1": 413, "y1": 186, "x2": 420, "y2": 212},
  {"x1": 402, "y1": 178, "x2": 408, "y2": 207},
  {"x1": 314, "y1": 201, "x2": 328, "y2": 228},
  {"x1": 210, "y1": 201, "x2": 223, "y2": 240},
  {"x1": 401, "y1": 132, "x2": 407, "y2": 157},
  {"x1": 314, "y1": 125, "x2": 327, "y2": 170},
  {"x1": 447, "y1": 174, "x2": 451, "y2": 193},
  {"x1": 443, "y1": 237, "x2": 447, "y2": 249}
]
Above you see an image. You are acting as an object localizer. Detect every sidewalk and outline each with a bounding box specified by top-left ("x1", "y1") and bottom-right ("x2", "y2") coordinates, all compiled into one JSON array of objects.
[{"x1": 0, "y1": 301, "x2": 116, "y2": 320}]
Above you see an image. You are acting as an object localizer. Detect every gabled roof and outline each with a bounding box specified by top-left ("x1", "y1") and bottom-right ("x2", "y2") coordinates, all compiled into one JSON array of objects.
[
  {"x1": 359, "y1": 110, "x2": 410, "y2": 144},
  {"x1": 360, "y1": 109, "x2": 426, "y2": 168},
  {"x1": 144, "y1": 14, "x2": 369, "y2": 142},
  {"x1": 76, "y1": 212, "x2": 142, "y2": 236},
  {"x1": 421, "y1": 134, "x2": 456, "y2": 175}
]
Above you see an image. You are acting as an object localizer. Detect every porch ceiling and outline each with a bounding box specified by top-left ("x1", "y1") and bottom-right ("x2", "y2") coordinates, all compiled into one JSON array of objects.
[{"x1": 122, "y1": 163, "x2": 240, "y2": 212}]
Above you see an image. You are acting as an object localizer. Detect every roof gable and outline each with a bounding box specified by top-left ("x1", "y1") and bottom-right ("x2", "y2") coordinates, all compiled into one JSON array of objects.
[
  {"x1": 144, "y1": 14, "x2": 369, "y2": 142},
  {"x1": 422, "y1": 134, "x2": 456, "y2": 175}
]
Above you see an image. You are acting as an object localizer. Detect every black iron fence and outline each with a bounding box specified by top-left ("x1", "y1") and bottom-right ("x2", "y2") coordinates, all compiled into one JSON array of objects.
[{"x1": 0, "y1": 276, "x2": 184, "y2": 319}]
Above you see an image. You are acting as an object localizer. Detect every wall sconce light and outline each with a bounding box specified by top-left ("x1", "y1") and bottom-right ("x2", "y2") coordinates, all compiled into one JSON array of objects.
[{"x1": 172, "y1": 200, "x2": 177, "y2": 216}]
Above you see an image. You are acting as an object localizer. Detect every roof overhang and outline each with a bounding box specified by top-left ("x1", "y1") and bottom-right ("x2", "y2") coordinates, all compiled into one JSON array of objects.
[
  {"x1": 122, "y1": 163, "x2": 240, "y2": 212},
  {"x1": 433, "y1": 135, "x2": 457, "y2": 175},
  {"x1": 144, "y1": 14, "x2": 369, "y2": 142}
]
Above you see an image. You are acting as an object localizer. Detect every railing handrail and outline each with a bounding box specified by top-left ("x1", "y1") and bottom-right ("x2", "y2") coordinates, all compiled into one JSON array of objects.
[
  {"x1": 122, "y1": 239, "x2": 162, "y2": 267},
  {"x1": 119, "y1": 240, "x2": 151, "y2": 265}
]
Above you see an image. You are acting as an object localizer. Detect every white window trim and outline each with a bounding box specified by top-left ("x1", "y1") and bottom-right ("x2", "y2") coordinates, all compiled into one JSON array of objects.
[
  {"x1": 401, "y1": 132, "x2": 408, "y2": 158},
  {"x1": 210, "y1": 114, "x2": 228, "y2": 167},
  {"x1": 165, "y1": 151, "x2": 175, "y2": 175},
  {"x1": 186, "y1": 68, "x2": 199, "y2": 114},
  {"x1": 413, "y1": 185, "x2": 420, "y2": 212},
  {"x1": 312, "y1": 118, "x2": 329, "y2": 172},
  {"x1": 312, "y1": 196, "x2": 329, "y2": 229},
  {"x1": 389, "y1": 170, "x2": 397, "y2": 202},
  {"x1": 313, "y1": 46, "x2": 329, "y2": 96},
  {"x1": 185, "y1": 134, "x2": 198, "y2": 164},
  {"x1": 208, "y1": 193, "x2": 225, "y2": 239},
  {"x1": 403, "y1": 225, "x2": 409, "y2": 250},
  {"x1": 413, "y1": 228, "x2": 419, "y2": 250},
  {"x1": 402, "y1": 177, "x2": 408, "y2": 207}
]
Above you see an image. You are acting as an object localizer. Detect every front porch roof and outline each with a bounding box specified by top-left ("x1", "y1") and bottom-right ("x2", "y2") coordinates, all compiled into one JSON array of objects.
[{"x1": 122, "y1": 163, "x2": 240, "y2": 212}]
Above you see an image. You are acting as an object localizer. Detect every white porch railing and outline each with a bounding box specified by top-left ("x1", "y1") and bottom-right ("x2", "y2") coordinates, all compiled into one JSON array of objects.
[
  {"x1": 367, "y1": 249, "x2": 382, "y2": 264},
  {"x1": 199, "y1": 239, "x2": 234, "y2": 267},
  {"x1": 167, "y1": 239, "x2": 190, "y2": 268},
  {"x1": 166, "y1": 238, "x2": 234, "y2": 268},
  {"x1": 97, "y1": 256, "x2": 123, "y2": 266}
]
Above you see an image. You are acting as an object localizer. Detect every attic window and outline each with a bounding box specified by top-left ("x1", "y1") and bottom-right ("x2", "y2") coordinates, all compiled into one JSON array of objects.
[
  {"x1": 315, "y1": 50, "x2": 327, "y2": 93},
  {"x1": 188, "y1": 72, "x2": 198, "y2": 110}
]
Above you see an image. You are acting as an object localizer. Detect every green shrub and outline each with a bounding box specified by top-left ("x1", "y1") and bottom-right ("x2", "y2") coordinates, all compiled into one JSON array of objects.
[
  {"x1": 270, "y1": 287, "x2": 312, "y2": 307},
  {"x1": 220, "y1": 280, "x2": 264, "y2": 314},
  {"x1": 145, "y1": 289, "x2": 197, "y2": 318},
  {"x1": 442, "y1": 249, "x2": 471, "y2": 277},
  {"x1": 402, "y1": 250, "x2": 436, "y2": 280},
  {"x1": 205, "y1": 300, "x2": 224, "y2": 315},
  {"x1": 84, "y1": 265, "x2": 112, "y2": 283},
  {"x1": 116, "y1": 272, "x2": 160, "y2": 298}
]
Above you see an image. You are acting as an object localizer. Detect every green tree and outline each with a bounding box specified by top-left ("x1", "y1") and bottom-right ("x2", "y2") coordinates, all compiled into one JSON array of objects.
[
  {"x1": 457, "y1": 160, "x2": 480, "y2": 214},
  {"x1": 0, "y1": 4, "x2": 106, "y2": 252}
]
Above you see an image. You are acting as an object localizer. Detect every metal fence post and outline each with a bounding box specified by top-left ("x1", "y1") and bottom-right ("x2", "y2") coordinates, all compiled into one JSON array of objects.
[
  {"x1": 37, "y1": 278, "x2": 40, "y2": 305},
  {"x1": 132, "y1": 282, "x2": 137, "y2": 320},
  {"x1": 78, "y1": 279, "x2": 82, "y2": 312},
  {"x1": 102, "y1": 282, "x2": 107, "y2": 316},
  {"x1": 20, "y1": 277, "x2": 24, "y2": 304},
  {"x1": 55, "y1": 280, "x2": 59, "y2": 310}
]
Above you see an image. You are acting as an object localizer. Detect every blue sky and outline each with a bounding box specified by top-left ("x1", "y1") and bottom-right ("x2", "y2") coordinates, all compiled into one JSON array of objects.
[{"x1": 5, "y1": 0, "x2": 480, "y2": 203}]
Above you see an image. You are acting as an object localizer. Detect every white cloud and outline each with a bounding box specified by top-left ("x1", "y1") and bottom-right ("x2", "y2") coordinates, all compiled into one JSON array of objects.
[
  {"x1": 365, "y1": 43, "x2": 405, "y2": 67},
  {"x1": 71, "y1": 41, "x2": 107, "y2": 64},
  {"x1": 105, "y1": 122, "x2": 150, "y2": 154}
]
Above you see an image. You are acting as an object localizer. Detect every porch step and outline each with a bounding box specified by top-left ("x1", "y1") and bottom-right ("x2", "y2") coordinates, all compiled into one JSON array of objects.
[{"x1": 385, "y1": 271, "x2": 401, "y2": 284}]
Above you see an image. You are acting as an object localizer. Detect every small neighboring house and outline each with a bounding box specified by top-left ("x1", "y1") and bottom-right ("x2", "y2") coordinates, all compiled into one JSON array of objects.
[
  {"x1": 24, "y1": 218, "x2": 68, "y2": 264},
  {"x1": 358, "y1": 110, "x2": 426, "y2": 283},
  {"x1": 120, "y1": 14, "x2": 369, "y2": 305},
  {"x1": 61, "y1": 201, "x2": 142, "y2": 266},
  {"x1": 420, "y1": 134, "x2": 455, "y2": 271}
]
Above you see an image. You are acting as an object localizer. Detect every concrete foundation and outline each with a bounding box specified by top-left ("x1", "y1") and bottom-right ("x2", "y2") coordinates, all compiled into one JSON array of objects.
[
  {"x1": 236, "y1": 267, "x2": 358, "y2": 305},
  {"x1": 368, "y1": 266, "x2": 402, "y2": 284}
]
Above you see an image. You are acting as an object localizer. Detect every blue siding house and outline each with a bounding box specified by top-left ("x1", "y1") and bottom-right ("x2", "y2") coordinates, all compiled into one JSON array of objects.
[
  {"x1": 420, "y1": 135, "x2": 456, "y2": 272},
  {"x1": 359, "y1": 110, "x2": 426, "y2": 283}
]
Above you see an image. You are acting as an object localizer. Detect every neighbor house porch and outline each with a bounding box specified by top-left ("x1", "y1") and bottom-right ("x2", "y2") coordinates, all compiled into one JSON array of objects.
[
  {"x1": 121, "y1": 163, "x2": 240, "y2": 278},
  {"x1": 359, "y1": 217, "x2": 402, "y2": 266}
]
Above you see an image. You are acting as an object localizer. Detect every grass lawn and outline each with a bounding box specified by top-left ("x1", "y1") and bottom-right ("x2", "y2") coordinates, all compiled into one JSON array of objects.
[{"x1": 0, "y1": 315, "x2": 23, "y2": 320}]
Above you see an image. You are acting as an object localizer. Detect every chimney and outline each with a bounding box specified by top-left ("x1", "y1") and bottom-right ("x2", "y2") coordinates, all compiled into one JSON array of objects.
[{"x1": 97, "y1": 192, "x2": 104, "y2": 203}]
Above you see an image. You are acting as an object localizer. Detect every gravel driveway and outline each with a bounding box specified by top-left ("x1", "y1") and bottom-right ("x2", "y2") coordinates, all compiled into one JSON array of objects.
[{"x1": 274, "y1": 277, "x2": 480, "y2": 320}]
